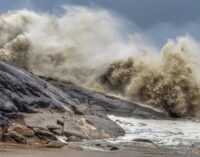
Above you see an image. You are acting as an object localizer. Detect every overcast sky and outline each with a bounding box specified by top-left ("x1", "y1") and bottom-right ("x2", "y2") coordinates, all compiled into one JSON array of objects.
[{"x1": 0, "y1": 0, "x2": 200, "y2": 47}]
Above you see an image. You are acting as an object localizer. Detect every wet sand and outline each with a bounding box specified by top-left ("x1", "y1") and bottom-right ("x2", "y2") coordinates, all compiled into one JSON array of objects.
[{"x1": 0, "y1": 143, "x2": 183, "y2": 157}]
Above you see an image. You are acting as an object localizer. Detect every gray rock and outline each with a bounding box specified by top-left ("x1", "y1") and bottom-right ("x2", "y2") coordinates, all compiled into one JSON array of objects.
[
  {"x1": 48, "y1": 79, "x2": 169, "y2": 119},
  {"x1": 24, "y1": 111, "x2": 65, "y2": 132},
  {"x1": 71, "y1": 104, "x2": 87, "y2": 115},
  {"x1": 85, "y1": 115, "x2": 124, "y2": 137},
  {"x1": 64, "y1": 129, "x2": 87, "y2": 139},
  {"x1": 8, "y1": 123, "x2": 34, "y2": 137},
  {"x1": 47, "y1": 125, "x2": 61, "y2": 132},
  {"x1": 33, "y1": 128, "x2": 57, "y2": 141},
  {"x1": 89, "y1": 105, "x2": 107, "y2": 118},
  {"x1": 0, "y1": 61, "x2": 170, "y2": 145},
  {"x1": 67, "y1": 136, "x2": 82, "y2": 142},
  {"x1": 4, "y1": 131, "x2": 26, "y2": 144},
  {"x1": 51, "y1": 129, "x2": 63, "y2": 136},
  {"x1": 56, "y1": 119, "x2": 64, "y2": 126},
  {"x1": 0, "y1": 62, "x2": 66, "y2": 116}
]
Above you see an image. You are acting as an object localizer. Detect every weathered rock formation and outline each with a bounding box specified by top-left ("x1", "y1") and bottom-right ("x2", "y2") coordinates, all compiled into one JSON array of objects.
[{"x1": 0, "y1": 61, "x2": 168, "y2": 146}]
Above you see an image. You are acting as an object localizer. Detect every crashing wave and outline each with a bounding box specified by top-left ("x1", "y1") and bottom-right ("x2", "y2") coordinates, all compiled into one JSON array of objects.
[{"x1": 1, "y1": 7, "x2": 200, "y2": 118}]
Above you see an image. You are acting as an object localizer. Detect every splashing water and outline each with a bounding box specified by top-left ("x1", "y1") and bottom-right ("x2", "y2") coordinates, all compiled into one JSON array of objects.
[
  {"x1": 109, "y1": 115, "x2": 200, "y2": 147},
  {"x1": 1, "y1": 7, "x2": 200, "y2": 117},
  {"x1": 0, "y1": 7, "x2": 140, "y2": 86},
  {"x1": 101, "y1": 38, "x2": 200, "y2": 117}
]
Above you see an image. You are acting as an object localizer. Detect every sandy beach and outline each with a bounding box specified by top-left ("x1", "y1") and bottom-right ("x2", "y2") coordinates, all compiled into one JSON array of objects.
[
  {"x1": 0, "y1": 148, "x2": 181, "y2": 157},
  {"x1": 0, "y1": 143, "x2": 185, "y2": 157}
]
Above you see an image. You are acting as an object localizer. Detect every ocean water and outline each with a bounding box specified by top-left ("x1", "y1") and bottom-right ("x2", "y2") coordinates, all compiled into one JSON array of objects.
[{"x1": 108, "y1": 115, "x2": 200, "y2": 147}]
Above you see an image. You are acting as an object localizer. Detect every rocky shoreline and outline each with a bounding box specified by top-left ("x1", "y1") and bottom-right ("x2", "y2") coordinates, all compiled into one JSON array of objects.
[
  {"x1": 0, "y1": 61, "x2": 198, "y2": 156},
  {"x1": 0, "y1": 61, "x2": 169, "y2": 146}
]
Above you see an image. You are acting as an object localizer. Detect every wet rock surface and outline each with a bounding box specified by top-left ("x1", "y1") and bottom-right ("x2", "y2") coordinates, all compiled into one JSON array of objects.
[
  {"x1": 47, "y1": 79, "x2": 168, "y2": 119},
  {"x1": 0, "y1": 61, "x2": 198, "y2": 156},
  {"x1": 0, "y1": 61, "x2": 171, "y2": 150},
  {"x1": 67, "y1": 136, "x2": 82, "y2": 142}
]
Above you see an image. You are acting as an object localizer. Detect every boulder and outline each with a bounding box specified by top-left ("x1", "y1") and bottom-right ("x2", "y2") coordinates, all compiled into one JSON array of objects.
[
  {"x1": 4, "y1": 131, "x2": 26, "y2": 144},
  {"x1": 24, "y1": 111, "x2": 65, "y2": 131},
  {"x1": 66, "y1": 136, "x2": 82, "y2": 142},
  {"x1": 8, "y1": 123, "x2": 34, "y2": 137},
  {"x1": 85, "y1": 115, "x2": 124, "y2": 137},
  {"x1": 64, "y1": 129, "x2": 87, "y2": 139},
  {"x1": 47, "y1": 125, "x2": 61, "y2": 132},
  {"x1": 33, "y1": 128, "x2": 57, "y2": 141},
  {"x1": 50, "y1": 129, "x2": 63, "y2": 136}
]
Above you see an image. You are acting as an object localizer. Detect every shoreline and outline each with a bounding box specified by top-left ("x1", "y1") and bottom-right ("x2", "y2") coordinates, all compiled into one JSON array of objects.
[{"x1": 0, "y1": 143, "x2": 184, "y2": 157}]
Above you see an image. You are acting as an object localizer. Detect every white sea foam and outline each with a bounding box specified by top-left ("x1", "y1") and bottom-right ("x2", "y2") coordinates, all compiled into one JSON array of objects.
[{"x1": 109, "y1": 115, "x2": 200, "y2": 146}]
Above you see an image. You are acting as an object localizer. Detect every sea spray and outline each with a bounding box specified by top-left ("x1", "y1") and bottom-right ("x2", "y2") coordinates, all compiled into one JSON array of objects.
[
  {"x1": 0, "y1": 7, "x2": 142, "y2": 86},
  {"x1": 101, "y1": 37, "x2": 200, "y2": 117},
  {"x1": 1, "y1": 7, "x2": 200, "y2": 117}
]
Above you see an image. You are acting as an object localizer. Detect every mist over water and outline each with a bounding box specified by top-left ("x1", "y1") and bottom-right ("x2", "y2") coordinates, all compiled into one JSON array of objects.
[
  {"x1": 0, "y1": 7, "x2": 131, "y2": 84},
  {"x1": 1, "y1": 6, "x2": 200, "y2": 118},
  {"x1": 101, "y1": 37, "x2": 200, "y2": 117}
]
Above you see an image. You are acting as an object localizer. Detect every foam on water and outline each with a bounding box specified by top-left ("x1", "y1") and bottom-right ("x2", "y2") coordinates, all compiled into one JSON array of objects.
[{"x1": 108, "y1": 115, "x2": 200, "y2": 146}]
